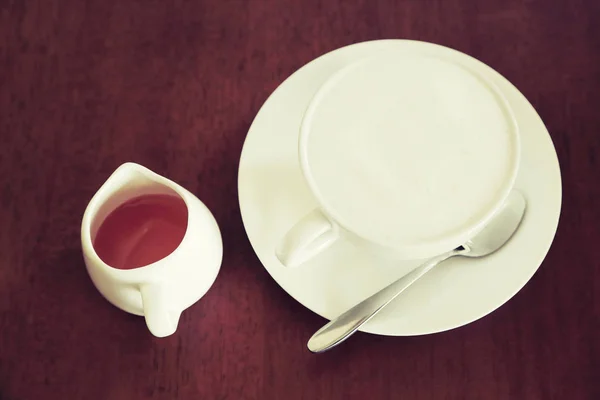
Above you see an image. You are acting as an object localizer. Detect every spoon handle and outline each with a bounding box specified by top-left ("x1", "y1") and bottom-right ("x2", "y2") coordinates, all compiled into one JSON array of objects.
[{"x1": 307, "y1": 250, "x2": 458, "y2": 353}]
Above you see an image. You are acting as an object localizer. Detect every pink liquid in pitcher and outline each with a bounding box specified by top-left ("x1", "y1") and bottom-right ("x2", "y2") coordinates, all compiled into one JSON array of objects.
[{"x1": 93, "y1": 194, "x2": 188, "y2": 270}]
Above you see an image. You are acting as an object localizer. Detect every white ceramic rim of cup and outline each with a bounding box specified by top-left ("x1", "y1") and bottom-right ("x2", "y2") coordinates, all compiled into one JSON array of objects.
[{"x1": 298, "y1": 52, "x2": 522, "y2": 259}]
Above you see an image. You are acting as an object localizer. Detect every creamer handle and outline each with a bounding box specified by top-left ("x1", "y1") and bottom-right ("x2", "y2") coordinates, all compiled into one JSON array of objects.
[{"x1": 140, "y1": 283, "x2": 181, "y2": 338}]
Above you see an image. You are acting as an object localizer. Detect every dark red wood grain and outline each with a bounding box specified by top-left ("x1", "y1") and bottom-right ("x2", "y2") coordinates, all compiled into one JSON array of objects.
[{"x1": 1, "y1": 0, "x2": 599, "y2": 399}]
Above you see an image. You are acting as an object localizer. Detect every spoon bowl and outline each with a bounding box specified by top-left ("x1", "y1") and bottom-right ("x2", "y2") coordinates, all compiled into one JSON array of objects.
[{"x1": 463, "y1": 192, "x2": 527, "y2": 257}]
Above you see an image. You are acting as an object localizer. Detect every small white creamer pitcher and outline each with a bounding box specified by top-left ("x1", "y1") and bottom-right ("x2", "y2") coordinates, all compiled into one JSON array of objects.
[{"x1": 81, "y1": 162, "x2": 223, "y2": 337}]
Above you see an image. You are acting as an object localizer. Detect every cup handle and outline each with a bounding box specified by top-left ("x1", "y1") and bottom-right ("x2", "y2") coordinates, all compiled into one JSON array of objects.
[
  {"x1": 275, "y1": 208, "x2": 340, "y2": 268},
  {"x1": 140, "y1": 283, "x2": 181, "y2": 338}
]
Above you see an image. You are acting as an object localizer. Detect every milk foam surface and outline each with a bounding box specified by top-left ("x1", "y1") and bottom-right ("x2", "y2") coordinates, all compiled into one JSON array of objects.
[{"x1": 303, "y1": 55, "x2": 517, "y2": 247}]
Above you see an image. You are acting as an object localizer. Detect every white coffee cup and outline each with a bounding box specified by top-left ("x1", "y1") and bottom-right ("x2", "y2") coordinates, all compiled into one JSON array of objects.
[
  {"x1": 81, "y1": 163, "x2": 223, "y2": 337},
  {"x1": 276, "y1": 53, "x2": 520, "y2": 267}
]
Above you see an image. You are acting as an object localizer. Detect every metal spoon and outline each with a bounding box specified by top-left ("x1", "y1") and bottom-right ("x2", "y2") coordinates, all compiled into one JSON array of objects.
[{"x1": 307, "y1": 191, "x2": 527, "y2": 353}]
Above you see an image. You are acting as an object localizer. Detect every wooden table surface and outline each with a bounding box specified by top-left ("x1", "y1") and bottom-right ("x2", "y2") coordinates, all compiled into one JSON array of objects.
[{"x1": 1, "y1": 0, "x2": 599, "y2": 399}]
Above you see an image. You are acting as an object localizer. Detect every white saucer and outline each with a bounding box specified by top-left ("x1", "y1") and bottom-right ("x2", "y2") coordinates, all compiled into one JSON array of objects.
[{"x1": 238, "y1": 40, "x2": 562, "y2": 336}]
